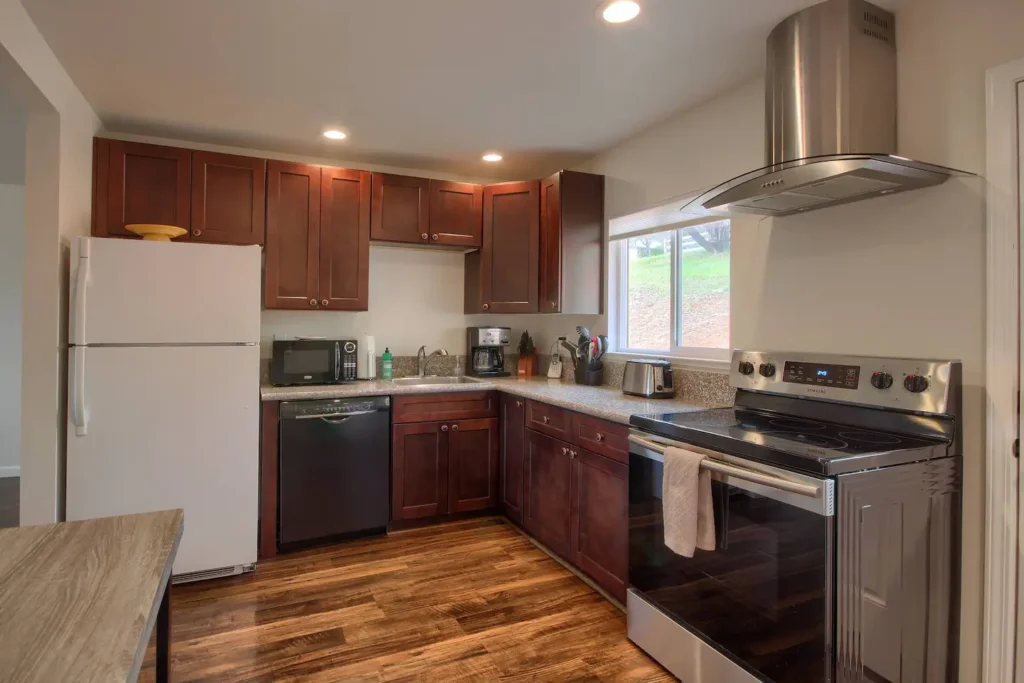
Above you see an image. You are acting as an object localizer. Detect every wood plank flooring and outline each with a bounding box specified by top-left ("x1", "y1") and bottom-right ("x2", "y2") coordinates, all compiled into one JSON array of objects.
[
  {"x1": 0, "y1": 477, "x2": 18, "y2": 528},
  {"x1": 138, "y1": 516, "x2": 670, "y2": 682}
]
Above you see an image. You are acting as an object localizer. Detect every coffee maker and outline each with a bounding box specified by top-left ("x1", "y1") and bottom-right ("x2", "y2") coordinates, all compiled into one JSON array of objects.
[{"x1": 466, "y1": 327, "x2": 511, "y2": 377}]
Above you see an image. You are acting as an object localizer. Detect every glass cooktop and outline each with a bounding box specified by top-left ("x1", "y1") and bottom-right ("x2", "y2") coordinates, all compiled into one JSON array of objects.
[{"x1": 630, "y1": 407, "x2": 952, "y2": 475}]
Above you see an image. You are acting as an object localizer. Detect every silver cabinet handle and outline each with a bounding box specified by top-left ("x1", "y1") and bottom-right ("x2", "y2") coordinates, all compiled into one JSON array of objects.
[
  {"x1": 451, "y1": 423, "x2": 458, "y2": 431},
  {"x1": 570, "y1": 450, "x2": 577, "y2": 459},
  {"x1": 192, "y1": 229, "x2": 201, "y2": 237},
  {"x1": 482, "y1": 303, "x2": 490, "y2": 311},
  {"x1": 421, "y1": 233, "x2": 428, "y2": 240},
  {"x1": 561, "y1": 447, "x2": 568, "y2": 455},
  {"x1": 596, "y1": 433, "x2": 605, "y2": 442},
  {"x1": 309, "y1": 299, "x2": 317, "y2": 307},
  {"x1": 516, "y1": 400, "x2": 523, "y2": 408},
  {"x1": 431, "y1": 233, "x2": 439, "y2": 241},
  {"x1": 321, "y1": 299, "x2": 328, "y2": 307},
  {"x1": 441, "y1": 424, "x2": 449, "y2": 432},
  {"x1": 542, "y1": 416, "x2": 550, "y2": 424}
]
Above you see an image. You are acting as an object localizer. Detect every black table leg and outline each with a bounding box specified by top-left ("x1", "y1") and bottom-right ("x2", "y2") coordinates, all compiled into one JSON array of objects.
[{"x1": 156, "y1": 582, "x2": 171, "y2": 682}]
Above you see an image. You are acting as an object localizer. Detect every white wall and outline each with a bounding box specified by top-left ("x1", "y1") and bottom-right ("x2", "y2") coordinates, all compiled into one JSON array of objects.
[
  {"x1": 576, "y1": 1, "x2": 1024, "y2": 679},
  {"x1": 0, "y1": 183, "x2": 23, "y2": 477},
  {"x1": 0, "y1": 0, "x2": 101, "y2": 523}
]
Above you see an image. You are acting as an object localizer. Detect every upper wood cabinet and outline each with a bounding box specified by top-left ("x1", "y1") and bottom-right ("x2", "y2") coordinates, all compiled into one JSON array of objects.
[
  {"x1": 540, "y1": 171, "x2": 604, "y2": 314},
  {"x1": 265, "y1": 161, "x2": 321, "y2": 310},
  {"x1": 190, "y1": 151, "x2": 266, "y2": 245},
  {"x1": 265, "y1": 161, "x2": 371, "y2": 311},
  {"x1": 93, "y1": 139, "x2": 191, "y2": 240},
  {"x1": 370, "y1": 173, "x2": 430, "y2": 244},
  {"x1": 320, "y1": 167, "x2": 372, "y2": 310},
  {"x1": 429, "y1": 180, "x2": 482, "y2": 247},
  {"x1": 464, "y1": 181, "x2": 540, "y2": 314}
]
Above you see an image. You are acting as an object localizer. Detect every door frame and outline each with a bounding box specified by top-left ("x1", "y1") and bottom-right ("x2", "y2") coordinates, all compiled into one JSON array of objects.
[{"x1": 983, "y1": 55, "x2": 1024, "y2": 683}]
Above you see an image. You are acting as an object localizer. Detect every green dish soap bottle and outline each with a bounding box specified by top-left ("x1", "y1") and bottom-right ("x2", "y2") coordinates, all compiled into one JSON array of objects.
[{"x1": 382, "y1": 347, "x2": 393, "y2": 380}]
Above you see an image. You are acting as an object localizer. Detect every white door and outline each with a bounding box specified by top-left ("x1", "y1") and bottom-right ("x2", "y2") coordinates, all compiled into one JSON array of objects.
[
  {"x1": 66, "y1": 344, "x2": 259, "y2": 575},
  {"x1": 70, "y1": 237, "x2": 262, "y2": 345}
]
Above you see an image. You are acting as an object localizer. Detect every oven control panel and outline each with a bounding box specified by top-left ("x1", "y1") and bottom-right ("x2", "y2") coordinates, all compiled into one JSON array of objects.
[{"x1": 730, "y1": 350, "x2": 960, "y2": 415}]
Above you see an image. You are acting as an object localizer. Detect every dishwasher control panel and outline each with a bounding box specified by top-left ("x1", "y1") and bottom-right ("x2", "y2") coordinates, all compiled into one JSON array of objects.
[{"x1": 280, "y1": 396, "x2": 390, "y2": 419}]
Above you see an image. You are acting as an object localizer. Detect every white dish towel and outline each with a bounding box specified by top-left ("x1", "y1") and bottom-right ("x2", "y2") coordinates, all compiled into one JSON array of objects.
[{"x1": 662, "y1": 446, "x2": 716, "y2": 557}]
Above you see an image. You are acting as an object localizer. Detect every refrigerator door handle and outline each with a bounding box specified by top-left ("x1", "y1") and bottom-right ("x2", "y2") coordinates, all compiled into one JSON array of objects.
[
  {"x1": 71, "y1": 239, "x2": 90, "y2": 346},
  {"x1": 71, "y1": 346, "x2": 88, "y2": 436}
]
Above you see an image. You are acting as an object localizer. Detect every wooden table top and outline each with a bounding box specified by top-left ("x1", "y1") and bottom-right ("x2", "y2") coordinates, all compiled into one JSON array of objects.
[{"x1": 0, "y1": 510, "x2": 183, "y2": 683}]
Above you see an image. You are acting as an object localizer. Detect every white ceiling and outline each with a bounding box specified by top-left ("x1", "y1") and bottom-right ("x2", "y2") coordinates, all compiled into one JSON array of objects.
[{"x1": 24, "y1": 0, "x2": 836, "y2": 179}]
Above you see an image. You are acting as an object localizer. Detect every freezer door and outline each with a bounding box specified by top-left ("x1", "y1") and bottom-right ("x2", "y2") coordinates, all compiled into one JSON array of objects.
[
  {"x1": 66, "y1": 345, "x2": 259, "y2": 575},
  {"x1": 70, "y1": 236, "x2": 262, "y2": 345}
]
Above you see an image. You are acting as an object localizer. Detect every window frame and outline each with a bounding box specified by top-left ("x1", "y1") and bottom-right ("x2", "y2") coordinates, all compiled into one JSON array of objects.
[{"x1": 608, "y1": 216, "x2": 731, "y2": 370}]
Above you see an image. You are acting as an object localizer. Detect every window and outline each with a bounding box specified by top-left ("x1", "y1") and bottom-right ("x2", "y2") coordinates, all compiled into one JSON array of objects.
[{"x1": 609, "y1": 197, "x2": 730, "y2": 362}]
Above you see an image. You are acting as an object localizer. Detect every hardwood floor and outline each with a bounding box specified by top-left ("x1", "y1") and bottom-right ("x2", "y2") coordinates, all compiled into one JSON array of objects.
[
  {"x1": 139, "y1": 516, "x2": 669, "y2": 682},
  {"x1": 0, "y1": 477, "x2": 18, "y2": 528}
]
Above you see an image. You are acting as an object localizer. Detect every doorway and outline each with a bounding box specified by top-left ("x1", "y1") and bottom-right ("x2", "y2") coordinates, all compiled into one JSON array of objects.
[{"x1": 0, "y1": 85, "x2": 25, "y2": 528}]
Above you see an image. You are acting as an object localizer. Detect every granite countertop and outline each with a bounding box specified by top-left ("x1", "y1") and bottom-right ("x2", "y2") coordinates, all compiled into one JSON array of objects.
[{"x1": 261, "y1": 376, "x2": 721, "y2": 425}]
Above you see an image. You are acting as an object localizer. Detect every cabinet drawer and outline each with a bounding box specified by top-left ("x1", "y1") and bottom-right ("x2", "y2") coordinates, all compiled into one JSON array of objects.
[
  {"x1": 570, "y1": 413, "x2": 629, "y2": 464},
  {"x1": 525, "y1": 400, "x2": 572, "y2": 439},
  {"x1": 393, "y1": 391, "x2": 498, "y2": 424}
]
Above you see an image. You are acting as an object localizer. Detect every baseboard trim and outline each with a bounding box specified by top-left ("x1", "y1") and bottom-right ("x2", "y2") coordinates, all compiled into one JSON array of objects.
[{"x1": 0, "y1": 466, "x2": 20, "y2": 478}]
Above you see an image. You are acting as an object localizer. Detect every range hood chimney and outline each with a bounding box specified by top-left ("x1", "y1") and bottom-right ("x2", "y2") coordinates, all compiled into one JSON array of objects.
[{"x1": 688, "y1": 0, "x2": 970, "y2": 217}]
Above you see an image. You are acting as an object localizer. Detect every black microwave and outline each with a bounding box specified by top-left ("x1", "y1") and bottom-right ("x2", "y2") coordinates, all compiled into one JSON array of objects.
[{"x1": 271, "y1": 339, "x2": 358, "y2": 386}]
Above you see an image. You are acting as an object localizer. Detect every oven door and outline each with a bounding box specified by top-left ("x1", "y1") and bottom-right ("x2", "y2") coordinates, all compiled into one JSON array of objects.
[
  {"x1": 628, "y1": 432, "x2": 835, "y2": 683},
  {"x1": 271, "y1": 340, "x2": 341, "y2": 385}
]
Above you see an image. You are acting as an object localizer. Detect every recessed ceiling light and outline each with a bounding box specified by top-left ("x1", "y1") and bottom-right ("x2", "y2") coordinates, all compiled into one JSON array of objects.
[
  {"x1": 599, "y1": 0, "x2": 640, "y2": 24},
  {"x1": 323, "y1": 129, "x2": 347, "y2": 140},
  {"x1": 482, "y1": 153, "x2": 503, "y2": 162}
]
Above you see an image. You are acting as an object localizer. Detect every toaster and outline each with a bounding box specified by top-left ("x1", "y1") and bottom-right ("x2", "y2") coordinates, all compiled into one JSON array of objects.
[{"x1": 622, "y1": 359, "x2": 674, "y2": 398}]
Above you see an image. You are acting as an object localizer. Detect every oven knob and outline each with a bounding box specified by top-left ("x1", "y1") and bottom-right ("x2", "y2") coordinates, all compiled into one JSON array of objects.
[
  {"x1": 903, "y1": 374, "x2": 929, "y2": 393},
  {"x1": 758, "y1": 363, "x2": 776, "y2": 378},
  {"x1": 870, "y1": 371, "x2": 894, "y2": 390},
  {"x1": 738, "y1": 361, "x2": 755, "y2": 375}
]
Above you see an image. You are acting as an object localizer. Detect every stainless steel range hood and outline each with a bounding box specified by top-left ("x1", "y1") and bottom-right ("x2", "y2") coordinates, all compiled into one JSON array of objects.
[{"x1": 688, "y1": 0, "x2": 972, "y2": 217}]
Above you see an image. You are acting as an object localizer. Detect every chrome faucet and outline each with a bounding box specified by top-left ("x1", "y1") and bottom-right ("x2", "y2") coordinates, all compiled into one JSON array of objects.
[{"x1": 417, "y1": 346, "x2": 449, "y2": 377}]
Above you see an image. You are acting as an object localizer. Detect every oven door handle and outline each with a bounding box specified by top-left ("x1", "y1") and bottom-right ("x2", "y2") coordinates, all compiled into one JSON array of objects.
[{"x1": 628, "y1": 434, "x2": 822, "y2": 499}]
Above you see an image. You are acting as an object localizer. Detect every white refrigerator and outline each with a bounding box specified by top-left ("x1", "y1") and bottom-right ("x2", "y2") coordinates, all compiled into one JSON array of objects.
[{"x1": 66, "y1": 237, "x2": 262, "y2": 580}]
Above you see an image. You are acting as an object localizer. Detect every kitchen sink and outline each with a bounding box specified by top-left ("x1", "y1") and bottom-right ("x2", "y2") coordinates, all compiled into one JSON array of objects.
[{"x1": 389, "y1": 376, "x2": 483, "y2": 386}]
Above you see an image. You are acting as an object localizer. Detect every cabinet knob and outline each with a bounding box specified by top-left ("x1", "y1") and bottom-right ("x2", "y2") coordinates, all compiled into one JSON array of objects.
[
  {"x1": 550, "y1": 301, "x2": 556, "y2": 309},
  {"x1": 570, "y1": 450, "x2": 578, "y2": 459},
  {"x1": 309, "y1": 299, "x2": 317, "y2": 307},
  {"x1": 542, "y1": 416, "x2": 550, "y2": 424},
  {"x1": 431, "y1": 233, "x2": 439, "y2": 241},
  {"x1": 421, "y1": 233, "x2": 428, "y2": 241},
  {"x1": 596, "y1": 433, "x2": 604, "y2": 442},
  {"x1": 321, "y1": 299, "x2": 328, "y2": 307},
  {"x1": 192, "y1": 229, "x2": 201, "y2": 236},
  {"x1": 561, "y1": 447, "x2": 568, "y2": 455},
  {"x1": 451, "y1": 423, "x2": 458, "y2": 431},
  {"x1": 516, "y1": 400, "x2": 523, "y2": 408},
  {"x1": 482, "y1": 303, "x2": 490, "y2": 311},
  {"x1": 441, "y1": 424, "x2": 449, "y2": 432}
]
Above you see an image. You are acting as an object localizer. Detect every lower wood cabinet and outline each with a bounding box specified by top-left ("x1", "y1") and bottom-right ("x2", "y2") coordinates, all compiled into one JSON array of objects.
[
  {"x1": 571, "y1": 448, "x2": 628, "y2": 601},
  {"x1": 523, "y1": 430, "x2": 574, "y2": 559},
  {"x1": 500, "y1": 394, "x2": 526, "y2": 524},
  {"x1": 392, "y1": 417, "x2": 498, "y2": 521}
]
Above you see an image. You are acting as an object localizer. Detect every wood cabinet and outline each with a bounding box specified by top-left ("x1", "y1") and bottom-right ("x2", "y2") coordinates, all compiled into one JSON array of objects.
[
  {"x1": 392, "y1": 422, "x2": 449, "y2": 520},
  {"x1": 464, "y1": 181, "x2": 540, "y2": 314},
  {"x1": 539, "y1": 171, "x2": 605, "y2": 314},
  {"x1": 264, "y1": 161, "x2": 371, "y2": 311},
  {"x1": 523, "y1": 429, "x2": 574, "y2": 559},
  {"x1": 392, "y1": 416, "x2": 499, "y2": 521},
  {"x1": 525, "y1": 400, "x2": 572, "y2": 440},
  {"x1": 92, "y1": 139, "x2": 191, "y2": 240},
  {"x1": 392, "y1": 391, "x2": 498, "y2": 424},
  {"x1": 571, "y1": 448, "x2": 628, "y2": 601},
  {"x1": 500, "y1": 394, "x2": 526, "y2": 524},
  {"x1": 447, "y1": 418, "x2": 499, "y2": 513},
  {"x1": 370, "y1": 173, "x2": 430, "y2": 244},
  {"x1": 190, "y1": 151, "x2": 266, "y2": 245},
  {"x1": 569, "y1": 412, "x2": 630, "y2": 464},
  {"x1": 429, "y1": 180, "x2": 482, "y2": 247}
]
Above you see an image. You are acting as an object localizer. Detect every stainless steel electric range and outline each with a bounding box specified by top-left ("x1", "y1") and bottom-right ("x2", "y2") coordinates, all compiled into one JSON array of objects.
[{"x1": 627, "y1": 350, "x2": 962, "y2": 683}]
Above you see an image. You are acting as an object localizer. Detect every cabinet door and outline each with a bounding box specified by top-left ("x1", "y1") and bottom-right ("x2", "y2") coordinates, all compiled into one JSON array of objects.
[
  {"x1": 539, "y1": 170, "x2": 604, "y2": 315},
  {"x1": 265, "y1": 161, "x2": 321, "y2": 310},
  {"x1": 93, "y1": 139, "x2": 191, "y2": 240},
  {"x1": 429, "y1": 180, "x2": 482, "y2": 247},
  {"x1": 190, "y1": 151, "x2": 266, "y2": 245},
  {"x1": 370, "y1": 173, "x2": 430, "y2": 244},
  {"x1": 466, "y1": 181, "x2": 540, "y2": 314},
  {"x1": 320, "y1": 167, "x2": 371, "y2": 311},
  {"x1": 448, "y1": 418, "x2": 499, "y2": 513},
  {"x1": 571, "y1": 448, "x2": 628, "y2": 601},
  {"x1": 392, "y1": 422, "x2": 449, "y2": 520},
  {"x1": 524, "y1": 429, "x2": 573, "y2": 559},
  {"x1": 500, "y1": 395, "x2": 527, "y2": 524}
]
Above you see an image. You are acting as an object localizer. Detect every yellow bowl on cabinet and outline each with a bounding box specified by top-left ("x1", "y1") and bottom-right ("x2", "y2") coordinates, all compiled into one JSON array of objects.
[{"x1": 125, "y1": 224, "x2": 187, "y2": 242}]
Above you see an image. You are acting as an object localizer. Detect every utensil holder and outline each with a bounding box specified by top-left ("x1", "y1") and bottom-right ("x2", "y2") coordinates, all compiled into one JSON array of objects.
[{"x1": 574, "y1": 363, "x2": 604, "y2": 386}]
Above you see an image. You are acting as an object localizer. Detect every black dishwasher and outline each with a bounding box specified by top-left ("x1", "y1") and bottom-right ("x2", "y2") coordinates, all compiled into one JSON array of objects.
[{"x1": 278, "y1": 396, "x2": 390, "y2": 548}]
